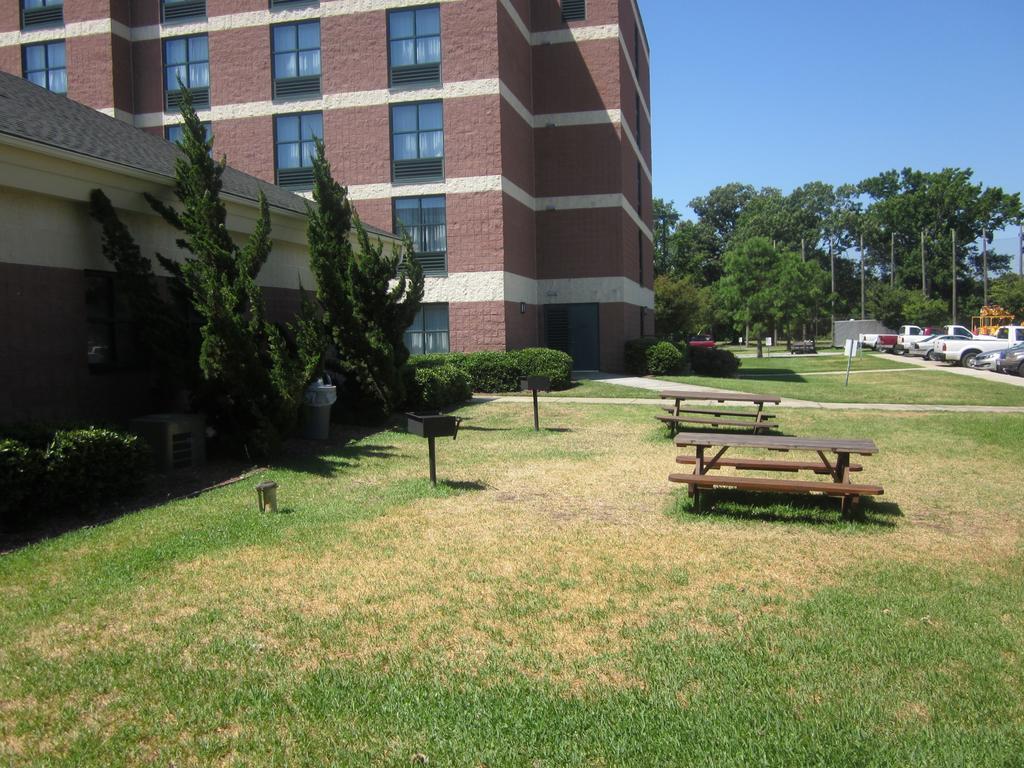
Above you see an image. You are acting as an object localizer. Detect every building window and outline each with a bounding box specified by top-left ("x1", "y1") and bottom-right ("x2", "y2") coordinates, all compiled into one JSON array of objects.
[
  {"x1": 391, "y1": 101, "x2": 443, "y2": 183},
  {"x1": 404, "y1": 303, "x2": 449, "y2": 355},
  {"x1": 22, "y1": 41, "x2": 66, "y2": 94},
  {"x1": 166, "y1": 121, "x2": 212, "y2": 146},
  {"x1": 270, "y1": 0, "x2": 318, "y2": 9},
  {"x1": 394, "y1": 196, "x2": 447, "y2": 275},
  {"x1": 162, "y1": 0, "x2": 206, "y2": 23},
  {"x1": 21, "y1": 0, "x2": 63, "y2": 30},
  {"x1": 387, "y1": 6, "x2": 441, "y2": 87},
  {"x1": 275, "y1": 112, "x2": 322, "y2": 190},
  {"x1": 272, "y1": 21, "x2": 321, "y2": 99},
  {"x1": 85, "y1": 272, "x2": 143, "y2": 371},
  {"x1": 164, "y1": 35, "x2": 209, "y2": 111},
  {"x1": 561, "y1": 0, "x2": 585, "y2": 22}
]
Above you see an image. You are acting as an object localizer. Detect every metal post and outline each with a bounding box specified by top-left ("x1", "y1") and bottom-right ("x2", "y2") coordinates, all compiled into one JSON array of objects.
[
  {"x1": 1019, "y1": 225, "x2": 1023, "y2": 276},
  {"x1": 890, "y1": 232, "x2": 895, "y2": 286},
  {"x1": 532, "y1": 388, "x2": 540, "y2": 431},
  {"x1": 921, "y1": 230, "x2": 926, "y2": 296},
  {"x1": 860, "y1": 233, "x2": 865, "y2": 320},
  {"x1": 829, "y1": 241, "x2": 835, "y2": 323},
  {"x1": 982, "y1": 228, "x2": 988, "y2": 306},
  {"x1": 951, "y1": 229, "x2": 957, "y2": 324},
  {"x1": 428, "y1": 436, "x2": 437, "y2": 485}
]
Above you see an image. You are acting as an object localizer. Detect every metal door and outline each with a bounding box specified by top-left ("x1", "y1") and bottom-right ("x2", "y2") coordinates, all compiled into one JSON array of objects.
[{"x1": 544, "y1": 303, "x2": 600, "y2": 370}]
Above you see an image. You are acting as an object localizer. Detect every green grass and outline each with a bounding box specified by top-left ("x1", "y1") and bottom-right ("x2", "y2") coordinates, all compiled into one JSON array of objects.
[
  {"x1": 1, "y1": 405, "x2": 1022, "y2": 765},
  {"x1": 736, "y1": 351, "x2": 916, "y2": 373}
]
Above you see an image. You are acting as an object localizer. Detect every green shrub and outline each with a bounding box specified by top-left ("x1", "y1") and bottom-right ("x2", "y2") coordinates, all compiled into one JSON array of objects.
[
  {"x1": 625, "y1": 337, "x2": 661, "y2": 375},
  {"x1": 646, "y1": 341, "x2": 684, "y2": 375},
  {"x1": 44, "y1": 428, "x2": 150, "y2": 513},
  {"x1": 0, "y1": 439, "x2": 43, "y2": 531},
  {"x1": 510, "y1": 348, "x2": 573, "y2": 390},
  {"x1": 408, "y1": 352, "x2": 466, "y2": 370},
  {"x1": 460, "y1": 351, "x2": 521, "y2": 393},
  {"x1": 690, "y1": 346, "x2": 740, "y2": 377},
  {"x1": 407, "y1": 364, "x2": 472, "y2": 410}
]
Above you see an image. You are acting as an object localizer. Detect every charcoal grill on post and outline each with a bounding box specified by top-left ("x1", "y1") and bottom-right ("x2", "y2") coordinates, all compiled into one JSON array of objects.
[
  {"x1": 519, "y1": 376, "x2": 551, "y2": 431},
  {"x1": 406, "y1": 412, "x2": 462, "y2": 484}
]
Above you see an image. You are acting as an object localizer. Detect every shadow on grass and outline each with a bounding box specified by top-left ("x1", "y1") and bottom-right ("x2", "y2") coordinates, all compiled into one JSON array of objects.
[
  {"x1": 669, "y1": 488, "x2": 901, "y2": 528},
  {"x1": 735, "y1": 369, "x2": 807, "y2": 381},
  {"x1": 280, "y1": 439, "x2": 401, "y2": 478}
]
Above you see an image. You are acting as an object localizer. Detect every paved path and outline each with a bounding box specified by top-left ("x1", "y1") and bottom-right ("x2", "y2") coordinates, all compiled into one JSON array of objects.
[{"x1": 890, "y1": 354, "x2": 1024, "y2": 387}]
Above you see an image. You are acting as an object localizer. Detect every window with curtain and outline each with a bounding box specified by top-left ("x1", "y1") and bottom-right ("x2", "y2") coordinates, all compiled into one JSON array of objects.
[
  {"x1": 394, "y1": 196, "x2": 447, "y2": 275},
  {"x1": 21, "y1": 0, "x2": 63, "y2": 29},
  {"x1": 391, "y1": 101, "x2": 444, "y2": 182},
  {"x1": 272, "y1": 21, "x2": 321, "y2": 98},
  {"x1": 404, "y1": 304, "x2": 449, "y2": 355},
  {"x1": 163, "y1": 35, "x2": 209, "y2": 109},
  {"x1": 165, "y1": 122, "x2": 212, "y2": 148},
  {"x1": 387, "y1": 6, "x2": 441, "y2": 87},
  {"x1": 275, "y1": 112, "x2": 322, "y2": 189},
  {"x1": 22, "y1": 41, "x2": 66, "y2": 94}
]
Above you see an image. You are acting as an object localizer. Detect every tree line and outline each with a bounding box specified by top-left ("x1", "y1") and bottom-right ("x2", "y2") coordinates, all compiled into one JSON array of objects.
[{"x1": 654, "y1": 169, "x2": 1024, "y2": 351}]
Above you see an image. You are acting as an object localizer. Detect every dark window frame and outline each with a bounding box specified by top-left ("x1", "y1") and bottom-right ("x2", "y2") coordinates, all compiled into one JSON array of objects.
[
  {"x1": 273, "y1": 111, "x2": 323, "y2": 190},
  {"x1": 85, "y1": 271, "x2": 146, "y2": 373},
  {"x1": 163, "y1": 34, "x2": 210, "y2": 111},
  {"x1": 393, "y1": 195, "x2": 448, "y2": 276},
  {"x1": 404, "y1": 303, "x2": 450, "y2": 355},
  {"x1": 271, "y1": 19, "x2": 322, "y2": 99},
  {"x1": 22, "y1": 40, "x2": 66, "y2": 94},
  {"x1": 161, "y1": 0, "x2": 207, "y2": 24},
  {"x1": 386, "y1": 4, "x2": 442, "y2": 88},
  {"x1": 389, "y1": 100, "x2": 445, "y2": 183}
]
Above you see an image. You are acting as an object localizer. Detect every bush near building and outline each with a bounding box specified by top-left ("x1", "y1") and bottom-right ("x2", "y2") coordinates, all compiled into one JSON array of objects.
[{"x1": 625, "y1": 338, "x2": 739, "y2": 378}]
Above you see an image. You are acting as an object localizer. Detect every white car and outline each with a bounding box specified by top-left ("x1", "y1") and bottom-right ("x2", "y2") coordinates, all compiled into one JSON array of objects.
[{"x1": 908, "y1": 334, "x2": 959, "y2": 360}]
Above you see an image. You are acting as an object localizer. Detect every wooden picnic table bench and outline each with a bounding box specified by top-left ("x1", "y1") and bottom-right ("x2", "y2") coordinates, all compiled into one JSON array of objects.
[
  {"x1": 657, "y1": 390, "x2": 782, "y2": 436},
  {"x1": 668, "y1": 432, "x2": 882, "y2": 519}
]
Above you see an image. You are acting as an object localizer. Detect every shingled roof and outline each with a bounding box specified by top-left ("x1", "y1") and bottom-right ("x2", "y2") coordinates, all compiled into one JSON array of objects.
[{"x1": 0, "y1": 72, "x2": 392, "y2": 236}]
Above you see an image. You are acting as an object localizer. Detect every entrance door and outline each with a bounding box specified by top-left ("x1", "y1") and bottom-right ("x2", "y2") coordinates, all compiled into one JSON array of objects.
[{"x1": 545, "y1": 303, "x2": 600, "y2": 370}]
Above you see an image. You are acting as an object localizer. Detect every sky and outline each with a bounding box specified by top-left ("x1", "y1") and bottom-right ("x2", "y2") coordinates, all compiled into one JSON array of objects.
[{"x1": 641, "y1": 0, "x2": 1024, "y2": 250}]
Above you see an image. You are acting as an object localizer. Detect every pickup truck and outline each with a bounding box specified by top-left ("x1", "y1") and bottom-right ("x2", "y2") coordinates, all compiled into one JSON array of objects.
[
  {"x1": 896, "y1": 325, "x2": 976, "y2": 355},
  {"x1": 861, "y1": 325, "x2": 919, "y2": 353},
  {"x1": 934, "y1": 326, "x2": 1024, "y2": 367}
]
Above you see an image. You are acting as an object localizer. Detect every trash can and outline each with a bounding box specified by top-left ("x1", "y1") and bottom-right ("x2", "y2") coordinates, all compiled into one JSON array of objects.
[{"x1": 299, "y1": 375, "x2": 337, "y2": 440}]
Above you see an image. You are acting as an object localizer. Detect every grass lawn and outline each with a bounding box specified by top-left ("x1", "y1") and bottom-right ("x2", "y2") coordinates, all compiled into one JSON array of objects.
[{"x1": 1, "y1": 402, "x2": 1023, "y2": 765}]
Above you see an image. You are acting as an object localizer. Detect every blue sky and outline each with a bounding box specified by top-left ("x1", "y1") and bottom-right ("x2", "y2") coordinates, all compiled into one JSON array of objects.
[{"x1": 641, "y1": 0, "x2": 1024, "y2": 244}]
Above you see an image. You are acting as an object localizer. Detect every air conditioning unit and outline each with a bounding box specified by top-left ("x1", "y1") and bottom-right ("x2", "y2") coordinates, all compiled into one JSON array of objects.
[{"x1": 131, "y1": 414, "x2": 206, "y2": 472}]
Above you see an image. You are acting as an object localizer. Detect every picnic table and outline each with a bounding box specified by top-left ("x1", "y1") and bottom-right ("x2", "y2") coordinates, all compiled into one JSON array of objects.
[
  {"x1": 669, "y1": 432, "x2": 883, "y2": 519},
  {"x1": 657, "y1": 389, "x2": 781, "y2": 436}
]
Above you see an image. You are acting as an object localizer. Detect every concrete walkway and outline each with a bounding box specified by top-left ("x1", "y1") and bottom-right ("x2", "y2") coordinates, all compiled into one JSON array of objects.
[{"x1": 889, "y1": 353, "x2": 1024, "y2": 387}]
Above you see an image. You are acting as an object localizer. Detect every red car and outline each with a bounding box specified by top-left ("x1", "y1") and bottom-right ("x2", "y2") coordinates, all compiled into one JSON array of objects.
[{"x1": 687, "y1": 334, "x2": 717, "y2": 349}]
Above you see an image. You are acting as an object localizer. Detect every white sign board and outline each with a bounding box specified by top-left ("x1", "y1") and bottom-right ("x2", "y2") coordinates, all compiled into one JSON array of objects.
[
  {"x1": 765, "y1": 337, "x2": 773, "y2": 347},
  {"x1": 844, "y1": 339, "x2": 860, "y2": 357}
]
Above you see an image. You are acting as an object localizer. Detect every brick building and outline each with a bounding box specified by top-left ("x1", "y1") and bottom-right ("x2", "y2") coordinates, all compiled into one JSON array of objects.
[{"x1": 1, "y1": 0, "x2": 653, "y2": 370}]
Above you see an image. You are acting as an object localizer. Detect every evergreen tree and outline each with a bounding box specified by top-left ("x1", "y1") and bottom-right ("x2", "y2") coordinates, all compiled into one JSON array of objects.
[
  {"x1": 146, "y1": 90, "x2": 321, "y2": 457},
  {"x1": 307, "y1": 139, "x2": 424, "y2": 421}
]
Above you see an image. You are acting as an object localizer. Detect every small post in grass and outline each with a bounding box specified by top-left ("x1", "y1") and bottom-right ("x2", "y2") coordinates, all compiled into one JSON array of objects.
[
  {"x1": 519, "y1": 376, "x2": 551, "y2": 431},
  {"x1": 843, "y1": 338, "x2": 859, "y2": 386},
  {"x1": 255, "y1": 480, "x2": 278, "y2": 513}
]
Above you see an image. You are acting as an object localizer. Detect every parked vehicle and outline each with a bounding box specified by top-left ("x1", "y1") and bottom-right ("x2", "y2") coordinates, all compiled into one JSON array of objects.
[
  {"x1": 922, "y1": 324, "x2": 975, "y2": 339},
  {"x1": 994, "y1": 343, "x2": 1024, "y2": 375},
  {"x1": 970, "y1": 349, "x2": 1006, "y2": 371},
  {"x1": 908, "y1": 334, "x2": 952, "y2": 359},
  {"x1": 934, "y1": 326, "x2": 1024, "y2": 366},
  {"x1": 859, "y1": 331, "x2": 898, "y2": 351},
  {"x1": 687, "y1": 334, "x2": 716, "y2": 348}
]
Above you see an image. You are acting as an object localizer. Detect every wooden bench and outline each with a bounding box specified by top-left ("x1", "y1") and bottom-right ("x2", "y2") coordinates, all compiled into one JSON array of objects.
[
  {"x1": 675, "y1": 456, "x2": 863, "y2": 474},
  {"x1": 656, "y1": 414, "x2": 778, "y2": 432},
  {"x1": 659, "y1": 405, "x2": 777, "y2": 419},
  {"x1": 669, "y1": 473, "x2": 883, "y2": 515}
]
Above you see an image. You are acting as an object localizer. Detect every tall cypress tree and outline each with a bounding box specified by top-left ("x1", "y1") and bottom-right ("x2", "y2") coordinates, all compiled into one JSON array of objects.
[
  {"x1": 307, "y1": 139, "x2": 424, "y2": 421},
  {"x1": 146, "y1": 91, "x2": 321, "y2": 457}
]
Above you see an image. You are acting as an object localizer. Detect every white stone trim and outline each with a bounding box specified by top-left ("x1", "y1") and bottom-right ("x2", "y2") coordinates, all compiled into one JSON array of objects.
[
  {"x1": 348, "y1": 175, "x2": 502, "y2": 201},
  {"x1": 420, "y1": 270, "x2": 653, "y2": 309},
  {"x1": 96, "y1": 107, "x2": 135, "y2": 124}
]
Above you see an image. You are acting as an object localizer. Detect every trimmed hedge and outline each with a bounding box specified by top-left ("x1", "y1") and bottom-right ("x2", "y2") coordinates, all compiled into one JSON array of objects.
[
  {"x1": 0, "y1": 427, "x2": 150, "y2": 532},
  {"x1": 404, "y1": 363, "x2": 472, "y2": 410},
  {"x1": 646, "y1": 341, "x2": 685, "y2": 376},
  {"x1": 690, "y1": 346, "x2": 741, "y2": 377},
  {"x1": 406, "y1": 347, "x2": 573, "y2": 399}
]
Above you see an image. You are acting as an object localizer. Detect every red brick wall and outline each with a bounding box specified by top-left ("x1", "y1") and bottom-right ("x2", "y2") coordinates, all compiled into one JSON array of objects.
[
  {"x1": 599, "y1": 301, "x2": 631, "y2": 372},
  {"x1": 132, "y1": 39, "x2": 164, "y2": 115},
  {"x1": 504, "y1": 301, "x2": 539, "y2": 349},
  {"x1": 131, "y1": 0, "x2": 160, "y2": 27},
  {"x1": 322, "y1": 11, "x2": 387, "y2": 93},
  {"x1": 441, "y1": 0, "x2": 499, "y2": 83},
  {"x1": 506, "y1": 0, "x2": 531, "y2": 28},
  {"x1": 212, "y1": 114, "x2": 275, "y2": 182},
  {"x1": 0, "y1": 45, "x2": 19, "y2": 78},
  {"x1": 499, "y1": 97, "x2": 533, "y2": 194},
  {"x1": 210, "y1": 26, "x2": 272, "y2": 105},
  {"x1": 445, "y1": 191, "x2": 504, "y2": 273},
  {"x1": 532, "y1": 38, "x2": 620, "y2": 114},
  {"x1": 0, "y1": 2, "x2": 19, "y2": 33},
  {"x1": 351, "y1": 199, "x2": 392, "y2": 235},
  {"x1": 65, "y1": 0, "x2": 118, "y2": 23},
  {"x1": 531, "y1": 0, "x2": 619, "y2": 31},
  {"x1": 536, "y1": 208, "x2": 623, "y2": 280},
  {"x1": 443, "y1": 94, "x2": 503, "y2": 179},
  {"x1": 502, "y1": 194, "x2": 536, "y2": 278},
  {"x1": 534, "y1": 122, "x2": 622, "y2": 197},
  {"x1": 497, "y1": 1, "x2": 533, "y2": 109},
  {"x1": 67, "y1": 34, "x2": 116, "y2": 110},
  {"x1": 322, "y1": 105, "x2": 390, "y2": 186},
  {"x1": 210, "y1": 0, "x2": 266, "y2": 16},
  {"x1": 450, "y1": 301, "x2": 506, "y2": 351},
  {"x1": 109, "y1": 0, "x2": 132, "y2": 27},
  {"x1": 111, "y1": 32, "x2": 134, "y2": 112}
]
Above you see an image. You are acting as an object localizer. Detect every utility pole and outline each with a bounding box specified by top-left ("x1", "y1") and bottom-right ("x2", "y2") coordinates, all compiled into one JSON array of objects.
[
  {"x1": 860, "y1": 233, "x2": 866, "y2": 320},
  {"x1": 1019, "y1": 225, "x2": 1023, "y2": 277},
  {"x1": 982, "y1": 228, "x2": 988, "y2": 306},
  {"x1": 829, "y1": 241, "x2": 835, "y2": 321},
  {"x1": 921, "y1": 230, "x2": 926, "y2": 296},
  {"x1": 951, "y1": 229, "x2": 957, "y2": 324},
  {"x1": 890, "y1": 232, "x2": 895, "y2": 286}
]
